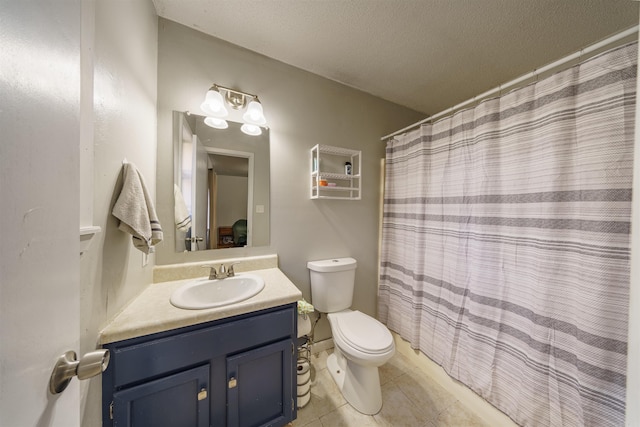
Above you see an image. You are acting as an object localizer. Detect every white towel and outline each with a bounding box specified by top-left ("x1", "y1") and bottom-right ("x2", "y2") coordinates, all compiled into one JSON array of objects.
[
  {"x1": 112, "y1": 163, "x2": 163, "y2": 254},
  {"x1": 174, "y1": 184, "x2": 192, "y2": 232}
]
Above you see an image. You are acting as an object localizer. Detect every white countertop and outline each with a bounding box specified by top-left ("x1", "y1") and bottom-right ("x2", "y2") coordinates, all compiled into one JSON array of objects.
[{"x1": 99, "y1": 267, "x2": 302, "y2": 344}]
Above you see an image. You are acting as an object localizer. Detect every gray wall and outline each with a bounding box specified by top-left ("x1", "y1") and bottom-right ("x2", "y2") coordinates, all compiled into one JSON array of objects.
[
  {"x1": 217, "y1": 175, "x2": 249, "y2": 228},
  {"x1": 80, "y1": 0, "x2": 158, "y2": 424},
  {"x1": 156, "y1": 19, "x2": 423, "y2": 339}
]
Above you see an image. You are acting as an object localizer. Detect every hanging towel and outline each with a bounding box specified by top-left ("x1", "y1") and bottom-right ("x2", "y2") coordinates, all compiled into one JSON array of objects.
[
  {"x1": 112, "y1": 163, "x2": 163, "y2": 254},
  {"x1": 173, "y1": 184, "x2": 192, "y2": 232}
]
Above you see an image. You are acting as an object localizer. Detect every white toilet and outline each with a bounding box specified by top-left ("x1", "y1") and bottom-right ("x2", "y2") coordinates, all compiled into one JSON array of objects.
[{"x1": 307, "y1": 257, "x2": 395, "y2": 415}]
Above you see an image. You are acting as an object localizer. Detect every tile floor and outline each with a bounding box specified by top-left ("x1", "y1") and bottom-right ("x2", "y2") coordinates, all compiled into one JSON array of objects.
[{"x1": 292, "y1": 349, "x2": 490, "y2": 427}]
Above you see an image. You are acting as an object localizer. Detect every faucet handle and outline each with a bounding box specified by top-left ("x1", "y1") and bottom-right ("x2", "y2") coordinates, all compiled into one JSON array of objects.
[
  {"x1": 227, "y1": 262, "x2": 240, "y2": 277},
  {"x1": 201, "y1": 265, "x2": 217, "y2": 279}
]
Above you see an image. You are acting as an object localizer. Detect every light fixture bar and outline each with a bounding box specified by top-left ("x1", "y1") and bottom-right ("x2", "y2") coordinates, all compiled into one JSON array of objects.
[
  {"x1": 201, "y1": 83, "x2": 268, "y2": 134},
  {"x1": 210, "y1": 84, "x2": 259, "y2": 102}
]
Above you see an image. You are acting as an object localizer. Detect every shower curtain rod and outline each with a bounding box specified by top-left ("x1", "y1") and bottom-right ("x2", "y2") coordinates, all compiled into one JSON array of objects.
[{"x1": 381, "y1": 25, "x2": 639, "y2": 141}]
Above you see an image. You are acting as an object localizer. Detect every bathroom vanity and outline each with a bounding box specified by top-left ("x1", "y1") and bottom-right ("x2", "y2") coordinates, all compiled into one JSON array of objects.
[{"x1": 99, "y1": 266, "x2": 302, "y2": 427}]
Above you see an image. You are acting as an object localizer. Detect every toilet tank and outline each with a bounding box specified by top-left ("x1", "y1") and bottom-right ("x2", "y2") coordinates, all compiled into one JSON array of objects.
[{"x1": 307, "y1": 257, "x2": 357, "y2": 313}]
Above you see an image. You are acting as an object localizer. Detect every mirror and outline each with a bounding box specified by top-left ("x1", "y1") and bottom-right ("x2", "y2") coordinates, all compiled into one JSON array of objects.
[{"x1": 173, "y1": 111, "x2": 270, "y2": 252}]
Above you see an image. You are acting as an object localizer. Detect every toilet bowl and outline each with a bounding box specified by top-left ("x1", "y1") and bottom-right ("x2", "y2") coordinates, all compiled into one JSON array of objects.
[
  {"x1": 307, "y1": 257, "x2": 396, "y2": 415},
  {"x1": 326, "y1": 309, "x2": 395, "y2": 414},
  {"x1": 328, "y1": 310, "x2": 395, "y2": 366}
]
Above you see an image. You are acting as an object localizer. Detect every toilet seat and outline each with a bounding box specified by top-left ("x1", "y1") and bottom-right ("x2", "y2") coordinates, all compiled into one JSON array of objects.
[{"x1": 329, "y1": 310, "x2": 394, "y2": 355}]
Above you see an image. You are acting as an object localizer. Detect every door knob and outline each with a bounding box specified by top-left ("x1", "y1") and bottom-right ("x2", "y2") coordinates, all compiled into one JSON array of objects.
[{"x1": 49, "y1": 349, "x2": 110, "y2": 394}]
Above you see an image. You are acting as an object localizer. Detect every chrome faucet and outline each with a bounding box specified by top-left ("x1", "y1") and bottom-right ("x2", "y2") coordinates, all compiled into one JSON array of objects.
[
  {"x1": 217, "y1": 262, "x2": 239, "y2": 279},
  {"x1": 202, "y1": 262, "x2": 239, "y2": 279},
  {"x1": 218, "y1": 264, "x2": 228, "y2": 277}
]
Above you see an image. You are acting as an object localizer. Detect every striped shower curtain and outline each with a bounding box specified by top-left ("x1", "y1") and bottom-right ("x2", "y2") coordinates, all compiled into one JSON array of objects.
[{"x1": 379, "y1": 42, "x2": 636, "y2": 426}]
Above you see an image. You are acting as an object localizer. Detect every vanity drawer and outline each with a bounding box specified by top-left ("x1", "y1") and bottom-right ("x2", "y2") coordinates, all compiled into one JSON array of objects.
[{"x1": 106, "y1": 306, "x2": 295, "y2": 388}]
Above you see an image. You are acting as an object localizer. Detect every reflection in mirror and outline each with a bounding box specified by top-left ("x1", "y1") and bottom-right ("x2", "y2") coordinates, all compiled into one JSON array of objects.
[{"x1": 173, "y1": 111, "x2": 270, "y2": 252}]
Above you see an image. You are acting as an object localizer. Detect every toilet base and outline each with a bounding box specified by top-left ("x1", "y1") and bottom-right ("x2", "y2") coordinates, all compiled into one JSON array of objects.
[{"x1": 327, "y1": 349, "x2": 383, "y2": 415}]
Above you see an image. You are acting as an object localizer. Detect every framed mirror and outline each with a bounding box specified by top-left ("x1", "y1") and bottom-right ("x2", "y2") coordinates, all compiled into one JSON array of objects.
[{"x1": 173, "y1": 111, "x2": 270, "y2": 252}]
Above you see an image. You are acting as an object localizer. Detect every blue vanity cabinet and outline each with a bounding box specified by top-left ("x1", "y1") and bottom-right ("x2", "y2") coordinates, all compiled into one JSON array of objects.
[
  {"x1": 226, "y1": 339, "x2": 294, "y2": 426},
  {"x1": 112, "y1": 364, "x2": 210, "y2": 426},
  {"x1": 101, "y1": 304, "x2": 297, "y2": 427}
]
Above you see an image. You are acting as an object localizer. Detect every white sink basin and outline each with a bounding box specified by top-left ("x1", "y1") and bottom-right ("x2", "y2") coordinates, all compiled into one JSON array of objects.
[{"x1": 170, "y1": 274, "x2": 265, "y2": 310}]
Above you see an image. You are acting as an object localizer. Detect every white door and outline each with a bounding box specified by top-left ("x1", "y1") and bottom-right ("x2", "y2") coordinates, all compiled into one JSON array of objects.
[{"x1": 0, "y1": 1, "x2": 81, "y2": 426}]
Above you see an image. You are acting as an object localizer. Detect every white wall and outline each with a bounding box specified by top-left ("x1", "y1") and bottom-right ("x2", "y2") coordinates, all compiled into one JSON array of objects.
[
  {"x1": 155, "y1": 19, "x2": 423, "y2": 339},
  {"x1": 79, "y1": 0, "x2": 158, "y2": 424}
]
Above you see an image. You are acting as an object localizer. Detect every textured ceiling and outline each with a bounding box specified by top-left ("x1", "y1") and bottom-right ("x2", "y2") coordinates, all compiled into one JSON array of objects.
[{"x1": 152, "y1": 0, "x2": 638, "y2": 115}]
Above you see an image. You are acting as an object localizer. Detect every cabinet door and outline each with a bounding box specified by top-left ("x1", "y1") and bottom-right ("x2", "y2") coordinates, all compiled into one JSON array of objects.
[
  {"x1": 112, "y1": 365, "x2": 210, "y2": 427},
  {"x1": 227, "y1": 339, "x2": 295, "y2": 427}
]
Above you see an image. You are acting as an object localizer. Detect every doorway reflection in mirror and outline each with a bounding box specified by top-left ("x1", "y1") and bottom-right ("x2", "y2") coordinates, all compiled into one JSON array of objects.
[{"x1": 173, "y1": 111, "x2": 270, "y2": 253}]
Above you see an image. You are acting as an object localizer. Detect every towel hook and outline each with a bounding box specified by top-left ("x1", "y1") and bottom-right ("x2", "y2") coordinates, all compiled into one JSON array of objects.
[{"x1": 122, "y1": 158, "x2": 128, "y2": 165}]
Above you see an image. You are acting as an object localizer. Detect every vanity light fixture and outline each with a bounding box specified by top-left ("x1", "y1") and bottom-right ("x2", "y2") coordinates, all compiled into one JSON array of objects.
[
  {"x1": 200, "y1": 86, "x2": 228, "y2": 118},
  {"x1": 204, "y1": 117, "x2": 229, "y2": 129},
  {"x1": 201, "y1": 84, "x2": 267, "y2": 136},
  {"x1": 240, "y1": 123, "x2": 262, "y2": 136},
  {"x1": 243, "y1": 99, "x2": 267, "y2": 126}
]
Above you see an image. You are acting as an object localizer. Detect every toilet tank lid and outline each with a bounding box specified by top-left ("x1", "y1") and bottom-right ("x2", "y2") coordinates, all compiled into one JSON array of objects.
[{"x1": 307, "y1": 257, "x2": 357, "y2": 272}]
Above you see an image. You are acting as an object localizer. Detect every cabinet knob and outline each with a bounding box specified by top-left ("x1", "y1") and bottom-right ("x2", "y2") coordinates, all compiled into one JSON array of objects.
[
  {"x1": 228, "y1": 377, "x2": 237, "y2": 389},
  {"x1": 197, "y1": 388, "x2": 208, "y2": 401}
]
